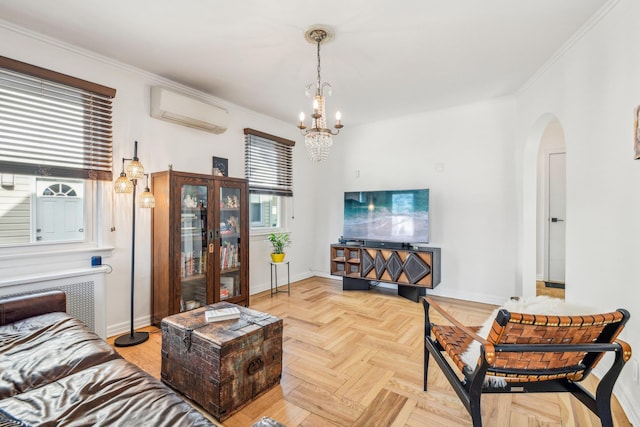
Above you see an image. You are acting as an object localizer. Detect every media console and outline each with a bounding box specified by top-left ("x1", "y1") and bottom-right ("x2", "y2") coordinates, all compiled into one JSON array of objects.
[{"x1": 329, "y1": 243, "x2": 441, "y2": 302}]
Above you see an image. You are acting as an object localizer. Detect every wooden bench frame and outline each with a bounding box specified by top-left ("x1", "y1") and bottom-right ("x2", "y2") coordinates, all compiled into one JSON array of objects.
[{"x1": 423, "y1": 297, "x2": 631, "y2": 427}]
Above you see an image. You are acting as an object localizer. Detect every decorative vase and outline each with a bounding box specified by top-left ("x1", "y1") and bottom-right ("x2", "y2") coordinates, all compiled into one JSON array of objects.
[{"x1": 271, "y1": 253, "x2": 285, "y2": 263}]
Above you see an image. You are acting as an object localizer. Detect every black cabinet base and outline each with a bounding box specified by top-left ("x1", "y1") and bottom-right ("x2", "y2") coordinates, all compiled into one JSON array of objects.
[
  {"x1": 398, "y1": 285, "x2": 426, "y2": 302},
  {"x1": 342, "y1": 277, "x2": 426, "y2": 302},
  {"x1": 343, "y1": 276, "x2": 370, "y2": 290}
]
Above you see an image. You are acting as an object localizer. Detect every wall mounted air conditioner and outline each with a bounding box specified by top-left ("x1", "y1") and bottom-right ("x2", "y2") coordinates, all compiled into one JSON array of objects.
[{"x1": 150, "y1": 86, "x2": 229, "y2": 134}]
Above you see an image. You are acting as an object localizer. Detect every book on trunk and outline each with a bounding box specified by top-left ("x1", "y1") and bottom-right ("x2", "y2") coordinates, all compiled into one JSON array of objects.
[{"x1": 205, "y1": 306, "x2": 240, "y2": 322}]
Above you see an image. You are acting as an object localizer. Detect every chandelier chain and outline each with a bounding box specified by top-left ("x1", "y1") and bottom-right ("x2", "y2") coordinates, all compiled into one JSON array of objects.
[{"x1": 316, "y1": 38, "x2": 322, "y2": 95}]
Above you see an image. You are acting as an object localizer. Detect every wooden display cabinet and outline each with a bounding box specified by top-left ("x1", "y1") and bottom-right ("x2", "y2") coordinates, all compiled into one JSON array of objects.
[
  {"x1": 151, "y1": 170, "x2": 249, "y2": 326},
  {"x1": 330, "y1": 243, "x2": 441, "y2": 302}
]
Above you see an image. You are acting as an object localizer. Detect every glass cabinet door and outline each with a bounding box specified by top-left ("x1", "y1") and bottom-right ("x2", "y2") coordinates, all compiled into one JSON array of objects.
[
  {"x1": 218, "y1": 185, "x2": 242, "y2": 300},
  {"x1": 179, "y1": 183, "x2": 208, "y2": 311}
]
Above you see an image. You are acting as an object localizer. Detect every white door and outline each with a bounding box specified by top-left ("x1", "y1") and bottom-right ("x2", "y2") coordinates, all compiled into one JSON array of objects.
[
  {"x1": 35, "y1": 181, "x2": 85, "y2": 242},
  {"x1": 547, "y1": 152, "x2": 566, "y2": 283}
]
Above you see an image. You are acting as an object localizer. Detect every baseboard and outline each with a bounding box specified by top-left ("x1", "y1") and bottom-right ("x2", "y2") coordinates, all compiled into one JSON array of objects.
[
  {"x1": 311, "y1": 272, "x2": 509, "y2": 306},
  {"x1": 106, "y1": 314, "x2": 152, "y2": 339},
  {"x1": 613, "y1": 381, "x2": 639, "y2": 426},
  {"x1": 312, "y1": 271, "x2": 334, "y2": 280},
  {"x1": 249, "y1": 271, "x2": 315, "y2": 296},
  {"x1": 428, "y1": 287, "x2": 510, "y2": 306}
]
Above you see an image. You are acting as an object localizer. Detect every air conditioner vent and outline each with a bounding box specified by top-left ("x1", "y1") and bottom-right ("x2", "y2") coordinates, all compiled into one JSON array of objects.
[{"x1": 150, "y1": 87, "x2": 229, "y2": 134}]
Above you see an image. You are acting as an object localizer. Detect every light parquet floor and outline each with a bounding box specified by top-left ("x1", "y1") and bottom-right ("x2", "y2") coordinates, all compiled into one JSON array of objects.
[
  {"x1": 108, "y1": 277, "x2": 631, "y2": 426},
  {"x1": 536, "y1": 281, "x2": 565, "y2": 299}
]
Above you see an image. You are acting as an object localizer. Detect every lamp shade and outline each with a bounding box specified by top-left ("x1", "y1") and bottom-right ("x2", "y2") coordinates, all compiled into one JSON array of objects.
[
  {"x1": 114, "y1": 173, "x2": 133, "y2": 193},
  {"x1": 139, "y1": 188, "x2": 156, "y2": 208},
  {"x1": 126, "y1": 159, "x2": 145, "y2": 179}
]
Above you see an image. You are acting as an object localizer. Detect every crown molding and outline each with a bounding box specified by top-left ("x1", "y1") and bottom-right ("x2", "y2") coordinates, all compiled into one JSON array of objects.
[
  {"x1": 517, "y1": 0, "x2": 620, "y2": 96},
  {"x1": 0, "y1": 18, "x2": 234, "y2": 109},
  {"x1": 0, "y1": 18, "x2": 299, "y2": 130}
]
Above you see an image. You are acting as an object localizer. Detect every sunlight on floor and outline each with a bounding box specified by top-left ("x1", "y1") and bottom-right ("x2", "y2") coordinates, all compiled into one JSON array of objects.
[{"x1": 536, "y1": 280, "x2": 565, "y2": 299}]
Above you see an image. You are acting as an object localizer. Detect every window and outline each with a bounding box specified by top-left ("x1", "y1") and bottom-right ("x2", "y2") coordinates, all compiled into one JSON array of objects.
[
  {"x1": 244, "y1": 128, "x2": 294, "y2": 232},
  {"x1": 0, "y1": 56, "x2": 116, "y2": 246},
  {"x1": 250, "y1": 194, "x2": 279, "y2": 228}
]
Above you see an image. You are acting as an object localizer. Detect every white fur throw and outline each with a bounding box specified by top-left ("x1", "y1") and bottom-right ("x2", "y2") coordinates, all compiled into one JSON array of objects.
[{"x1": 459, "y1": 296, "x2": 603, "y2": 387}]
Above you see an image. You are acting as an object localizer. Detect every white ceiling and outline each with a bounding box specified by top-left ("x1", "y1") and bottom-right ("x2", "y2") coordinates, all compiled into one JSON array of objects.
[{"x1": 0, "y1": 0, "x2": 610, "y2": 126}]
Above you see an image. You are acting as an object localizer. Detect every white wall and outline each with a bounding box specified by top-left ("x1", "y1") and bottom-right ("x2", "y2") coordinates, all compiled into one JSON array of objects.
[
  {"x1": 0, "y1": 22, "x2": 316, "y2": 336},
  {"x1": 516, "y1": 0, "x2": 640, "y2": 419},
  {"x1": 311, "y1": 98, "x2": 519, "y2": 305}
]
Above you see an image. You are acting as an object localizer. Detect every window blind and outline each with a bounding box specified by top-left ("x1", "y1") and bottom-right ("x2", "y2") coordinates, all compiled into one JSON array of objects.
[
  {"x1": 0, "y1": 56, "x2": 116, "y2": 181},
  {"x1": 244, "y1": 128, "x2": 295, "y2": 197}
]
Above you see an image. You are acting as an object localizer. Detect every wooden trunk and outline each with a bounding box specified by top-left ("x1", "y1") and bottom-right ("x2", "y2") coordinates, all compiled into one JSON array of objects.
[{"x1": 160, "y1": 303, "x2": 283, "y2": 421}]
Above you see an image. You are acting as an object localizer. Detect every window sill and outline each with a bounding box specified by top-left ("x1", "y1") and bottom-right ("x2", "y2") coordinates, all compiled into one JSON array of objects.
[
  {"x1": 250, "y1": 229, "x2": 288, "y2": 238},
  {"x1": 0, "y1": 265, "x2": 111, "y2": 288},
  {"x1": 0, "y1": 245, "x2": 114, "y2": 283},
  {"x1": 0, "y1": 244, "x2": 114, "y2": 261}
]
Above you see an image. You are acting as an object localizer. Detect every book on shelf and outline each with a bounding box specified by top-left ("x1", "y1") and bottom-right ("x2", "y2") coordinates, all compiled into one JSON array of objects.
[
  {"x1": 182, "y1": 250, "x2": 205, "y2": 277},
  {"x1": 220, "y1": 242, "x2": 238, "y2": 270},
  {"x1": 205, "y1": 306, "x2": 240, "y2": 322}
]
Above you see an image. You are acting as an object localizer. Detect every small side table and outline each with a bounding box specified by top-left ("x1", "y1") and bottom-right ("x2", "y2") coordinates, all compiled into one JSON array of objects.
[{"x1": 270, "y1": 261, "x2": 290, "y2": 297}]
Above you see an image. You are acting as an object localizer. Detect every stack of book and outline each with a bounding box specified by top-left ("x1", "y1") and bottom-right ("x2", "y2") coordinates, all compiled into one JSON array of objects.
[{"x1": 205, "y1": 306, "x2": 240, "y2": 322}]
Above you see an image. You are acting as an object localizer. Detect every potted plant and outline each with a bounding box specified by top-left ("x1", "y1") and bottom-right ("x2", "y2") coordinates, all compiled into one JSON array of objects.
[{"x1": 268, "y1": 232, "x2": 290, "y2": 262}]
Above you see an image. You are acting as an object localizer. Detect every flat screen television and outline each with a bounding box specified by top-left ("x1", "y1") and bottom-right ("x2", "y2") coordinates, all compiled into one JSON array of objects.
[{"x1": 343, "y1": 189, "x2": 429, "y2": 244}]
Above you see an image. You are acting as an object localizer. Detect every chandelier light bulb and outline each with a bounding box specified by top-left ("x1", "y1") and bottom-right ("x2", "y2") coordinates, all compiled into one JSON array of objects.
[
  {"x1": 335, "y1": 110, "x2": 343, "y2": 129},
  {"x1": 298, "y1": 112, "x2": 307, "y2": 130}
]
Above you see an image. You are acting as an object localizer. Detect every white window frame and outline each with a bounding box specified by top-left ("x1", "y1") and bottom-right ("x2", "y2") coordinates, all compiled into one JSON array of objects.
[
  {"x1": 249, "y1": 195, "x2": 290, "y2": 237},
  {"x1": 0, "y1": 178, "x2": 102, "y2": 254}
]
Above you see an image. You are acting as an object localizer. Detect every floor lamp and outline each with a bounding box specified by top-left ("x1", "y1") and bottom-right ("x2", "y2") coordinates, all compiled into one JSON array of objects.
[{"x1": 113, "y1": 140, "x2": 155, "y2": 347}]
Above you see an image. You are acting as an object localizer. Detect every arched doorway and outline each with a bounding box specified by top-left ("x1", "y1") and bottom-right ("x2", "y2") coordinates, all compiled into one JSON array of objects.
[
  {"x1": 536, "y1": 120, "x2": 566, "y2": 298},
  {"x1": 521, "y1": 114, "x2": 566, "y2": 298}
]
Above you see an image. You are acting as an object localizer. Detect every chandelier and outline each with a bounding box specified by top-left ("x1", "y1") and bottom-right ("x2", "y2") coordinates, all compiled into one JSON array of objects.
[{"x1": 297, "y1": 25, "x2": 343, "y2": 163}]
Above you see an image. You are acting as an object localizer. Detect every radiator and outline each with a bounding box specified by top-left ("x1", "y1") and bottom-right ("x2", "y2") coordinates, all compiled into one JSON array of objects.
[{"x1": 0, "y1": 267, "x2": 107, "y2": 338}]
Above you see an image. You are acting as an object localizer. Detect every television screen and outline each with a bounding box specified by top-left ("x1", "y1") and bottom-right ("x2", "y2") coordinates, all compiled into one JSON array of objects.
[{"x1": 343, "y1": 189, "x2": 429, "y2": 244}]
